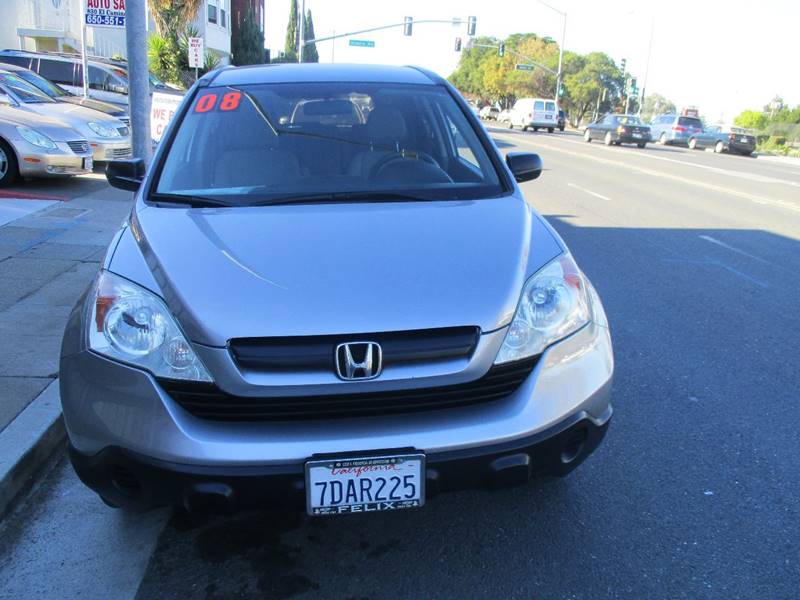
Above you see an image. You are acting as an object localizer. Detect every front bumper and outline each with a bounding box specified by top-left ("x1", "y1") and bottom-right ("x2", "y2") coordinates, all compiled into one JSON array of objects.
[
  {"x1": 69, "y1": 405, "x2": 611, "y2": 512},
  {"x1": 16, "y1": 140, "x2": 93, "y2": 178},
  {"x1": 89, "y1": 138, "x2": 133, "y2": 162}
]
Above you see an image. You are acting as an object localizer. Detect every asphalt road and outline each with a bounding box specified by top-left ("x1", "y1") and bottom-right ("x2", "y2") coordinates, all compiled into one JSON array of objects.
[{"x1": 1, "y1": 130, "x2": 799, "y2": 599}]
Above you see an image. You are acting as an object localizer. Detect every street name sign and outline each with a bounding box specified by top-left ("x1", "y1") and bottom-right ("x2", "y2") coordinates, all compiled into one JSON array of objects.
[
  {"x1": 84, "y1": 0, "x2": 126, "y2": 28},
  {"x1": 349, "y1": 39, "x2": 376, "y2": 48},
  {"x1": 515, "y1": 64, "x2": 535, "y2": 71},
  {"x1": 188, "y1": 37, "x2": 204, "y2": 69}
]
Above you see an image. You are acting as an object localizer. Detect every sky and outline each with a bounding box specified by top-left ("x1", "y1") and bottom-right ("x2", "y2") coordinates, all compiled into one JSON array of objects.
[{"x1": 265, "y1": 0, "x2": 799, "y2": 123}]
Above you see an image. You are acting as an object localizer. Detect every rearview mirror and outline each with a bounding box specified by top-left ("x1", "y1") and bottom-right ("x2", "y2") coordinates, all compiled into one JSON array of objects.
[
  {"x1": 106, "y1": 158, "x2": 145, "y2": 192},
  {"x1": 506, "y1": 152, "x2": 542, "y2": 183}
]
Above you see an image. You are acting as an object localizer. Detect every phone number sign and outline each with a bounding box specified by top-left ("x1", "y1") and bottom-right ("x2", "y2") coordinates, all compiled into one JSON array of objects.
[{"x1": 85, "y1": 0, "x2": 126, "y2": 28}]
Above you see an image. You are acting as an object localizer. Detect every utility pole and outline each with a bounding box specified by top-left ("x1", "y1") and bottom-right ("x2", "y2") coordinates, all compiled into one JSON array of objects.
[
  {"x1": 125, "y1": 0, "x2": 152, "y2": 163},
  {"x1": 639, "y1": 17, "x2": 655, "y2": 116},
  {"x1": 79, "y1": 0, "x2": 89, "y2": 98},
  {"x1": 537, "y1": 1, "x2": 566, "y2": 102}
]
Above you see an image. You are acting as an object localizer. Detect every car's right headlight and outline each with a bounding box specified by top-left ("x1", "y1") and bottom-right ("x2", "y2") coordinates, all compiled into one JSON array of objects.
[
  {"x1": 88, "y1": 121, "x2": 121, "y2": 138},
  {"x1": 494, "y1": 253, "x2": 593, "y2": 364},
  {"x1": 87, "y1": 270, "x2": 212, "y2": 382},
  {"x1": 17, "y1": 126, "x2": 57, "y2": 150}
]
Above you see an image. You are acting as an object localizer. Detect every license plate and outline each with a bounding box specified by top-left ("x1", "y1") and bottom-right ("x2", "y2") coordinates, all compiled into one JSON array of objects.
[
  {"x1": 633, "y1": 133, "x2": 643, "y2": 138},
  {"x1": 305, "y1": 453, "x2": 425, "y2": 516},
  {"x1": 83, "y1": 157, "x2": 93, "y2": 170}
]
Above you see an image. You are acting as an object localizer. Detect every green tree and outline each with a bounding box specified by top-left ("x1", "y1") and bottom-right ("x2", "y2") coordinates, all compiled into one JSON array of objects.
[
  {"x1": 734, "y1": 110, "x2": 768, "y2": 131},
  {"x1": 284, "y1": 0, "x2": 298, "y2": 62},
  {"x1": 640, "y1": 93, "x2": 676, "y2": 123},
  {"x1": 303, "y1": 9, "x2": 319, "y2": 62},
  {"x1": 232, "y1": 6, "x2": 265, "y2": 65},
  {"x1": 148, "y1": 0, "x2": 203, "y2": 55},
  {"x1": 147, "y1": 34, "x2": 176, "y2": 83},
  {"x1": 562, "y1": 52, "x2": 620, "y2": 125}
]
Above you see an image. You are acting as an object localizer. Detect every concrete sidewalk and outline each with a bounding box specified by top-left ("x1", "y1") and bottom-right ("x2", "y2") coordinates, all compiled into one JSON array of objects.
[{"x1": 0, "y1": 181, "x2": 133, "y2": 516}]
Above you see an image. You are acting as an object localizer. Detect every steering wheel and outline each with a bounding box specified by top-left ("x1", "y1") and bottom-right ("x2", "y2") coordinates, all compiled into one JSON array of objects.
[{"x1": 368, "y1": 150, "x2": 442, "y2": 179}]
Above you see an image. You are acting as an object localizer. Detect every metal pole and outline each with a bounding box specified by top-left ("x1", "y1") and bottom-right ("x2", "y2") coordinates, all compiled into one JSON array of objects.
[
  {"x1": 298, "y1": 0, "x2": 305, "y2": 63},
  {"x1": 125, "y1": 0, "x2": 152, "y2": 163},
  {"x1": 555, "y1": 12, "x2": 566, "y2": 102},
  {"x1": 331, "y1": 29, "x2": 335, "y2": 63},
  {"x1": 80, "y1": 0, "x2": 89, "y2": 98},
  {"x1": 639, "y1": 17, "x2": 655, "y2": 116}
]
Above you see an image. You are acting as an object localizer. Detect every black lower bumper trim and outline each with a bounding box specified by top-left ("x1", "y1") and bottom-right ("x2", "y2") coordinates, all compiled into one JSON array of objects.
[{"x1": 69, "y1": 409, "x2": 611, "y2": 513}]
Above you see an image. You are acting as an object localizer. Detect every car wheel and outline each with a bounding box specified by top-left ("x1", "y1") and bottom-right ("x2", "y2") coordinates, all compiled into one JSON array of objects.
[
  {"x1": 715, "y1": 141, "x2": 725, "y2": 153},
  {"x1": 547, "y1": 127, "x2": 554, "y2": 133},
  {"x1": 559, "y1": 126, "x2": 565, "y2": 132},
  {"x1": 637, "y1": 142, "x2": 647, "y2": 148},
  {"x1": 688, "y1": 138, "x2": 697, "y2": 150},
  {"x1": 0, "y1": 139, "x2": 19, "y2": 187},
  {"x1": 522, "y1": 125, "x2": 528, "y2": 132},
  {"x1": 584, "y1": 129, "x2": 592, "y2": 142},
  {"x1": 604, "y1": 132, "x2": 613, "y2": 146},
  {"x1": 508, "y1": 122, "x2": 513, "y2": 129},
  {"x1": 659, "y1": 132, "x2": 667, "y2": 145},
  {"x1": 533, "y1": 127, "x2": 539, "y2": 132}
]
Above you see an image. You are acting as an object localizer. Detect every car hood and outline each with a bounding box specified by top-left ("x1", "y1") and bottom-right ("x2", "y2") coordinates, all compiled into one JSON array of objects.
[
  {"x1": 126, "y1": 196, "x2": 544, "y2": 346},
  {"x1": 21, "y1": 101, "x2": 124, "y2": 132},
  {"x1": 60, "y1": 96, "x2": 126, "y2": 118},
  {"x1": 0, "y1": 105, "x2": 85, "y2": 141}
]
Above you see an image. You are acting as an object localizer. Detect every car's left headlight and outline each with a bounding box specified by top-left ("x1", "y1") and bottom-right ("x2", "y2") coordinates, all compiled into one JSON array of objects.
[
  {"x1": 87, "y1": 121, "x2": 121, "y2": 138},
  {"x1": 87, "y1": 270, "x2": 212, "y2": 382},
  {"x1": 495, "y1": 253, "x2": 593, "y2": 364}
]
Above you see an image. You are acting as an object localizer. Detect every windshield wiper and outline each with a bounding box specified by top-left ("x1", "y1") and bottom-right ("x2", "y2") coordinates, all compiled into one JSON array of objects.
[
  {"x1": 229, "y1": 86, "x2": 279, "y2": 136},
  {"x1": 250, "y1": 191, "x2": 435, "y2": 206},
  {"x1": 149, "y1": 192, "x2": 236, "y2": 208}
]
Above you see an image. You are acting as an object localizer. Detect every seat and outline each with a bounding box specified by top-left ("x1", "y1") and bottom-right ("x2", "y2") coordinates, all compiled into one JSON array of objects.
[
  {"x1": 347, "y1": 106, "x2": 408, "y2": 178},
  {"x1": 213, "y1": 147, "x2": 301, "y2": 189}
]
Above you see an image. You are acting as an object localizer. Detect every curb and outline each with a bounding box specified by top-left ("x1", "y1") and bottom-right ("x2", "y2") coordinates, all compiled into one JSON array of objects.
[{"x1": 0, "y1": 380, "x2": 65, "y2": 519}]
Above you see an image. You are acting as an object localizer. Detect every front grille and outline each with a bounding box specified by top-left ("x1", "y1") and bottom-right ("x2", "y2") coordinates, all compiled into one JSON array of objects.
[
  {"x1": 118, "y1": 117, "x2": 130, "y2": 126},
  {"x1": 111, "y1": 147, "x2": 132, "y2": 157},
  {"x1": 67, "y1": 140, "x2": 90, "y2": 154},
  {"x1": 230, "y1": 326, "x2": 480, "y2": 372},
  {"x1": 160, "y1": 356, "x2": 538, "y2": 421}
]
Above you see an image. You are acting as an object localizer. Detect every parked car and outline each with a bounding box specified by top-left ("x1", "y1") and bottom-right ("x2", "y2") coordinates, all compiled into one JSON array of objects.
[
  {"x1": 557, "y1": 110, "x2": 566, "y2": 132},
  {"x1": 649, "y1": 114, "x2": 704, "y2": 146},
  {"x1": 497, "y1": 108, "x2": 511, "y2": 124},
  {"x1": 0, "y1": 96, "x2": 93, "y2": 186},
  {"x1": 60, "y1": 64, "x2": 613, "y2": 515},
  {"x1": 0, "y1": 62, "x2": 129, "y2": 124},
  {"x1": 688, "y1": 125, "x2": 756, "y2": 156},
  {"x1": 479, "y1": 105, "x2": 499, "y2": 120},
  {"x1": 584, "y1": 113, "x2": 650, "y2": 147},
  {"x1": 0, "y1": 71, "x2": 131, "y2": 162},
  {"x1": 508, "y1": 98, "x2": 558, "y2": 132},
  {"x1": 0, "y1": 49, "x2": 169, "y2": 108}
]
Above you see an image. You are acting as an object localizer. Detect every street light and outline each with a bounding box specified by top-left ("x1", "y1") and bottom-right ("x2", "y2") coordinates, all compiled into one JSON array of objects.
[{"x1": 536, "y1": 0, "x2": 566, "y2": 102}]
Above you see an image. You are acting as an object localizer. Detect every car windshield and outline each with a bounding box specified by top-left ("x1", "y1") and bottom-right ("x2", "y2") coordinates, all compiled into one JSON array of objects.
[
  {"x1": 155, "y1": 82, "x2": 505, "y2": 204},
  {"x1": 678, "y1": 116, "x2": 703, "y2": 128},
  {"x1": 15, "y1": 69, "x2": 68, "y2": 98},
  {"x1": 618, "y1": 115, "x2": 643, "y2": 125},
  {"x1": 0, "y1": 72, "x2": 55, "y2": 103}
]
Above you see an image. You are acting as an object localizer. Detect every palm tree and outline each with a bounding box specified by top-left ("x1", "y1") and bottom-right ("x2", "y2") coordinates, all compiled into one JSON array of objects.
[{"x1": 148, "y1": 0, "x2": 204, "y2": 50}]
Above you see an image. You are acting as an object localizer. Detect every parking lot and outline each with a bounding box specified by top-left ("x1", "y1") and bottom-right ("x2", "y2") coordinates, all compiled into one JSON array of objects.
[{"x1": 0, "y1": 129, "x2": 798, "y2": 599}]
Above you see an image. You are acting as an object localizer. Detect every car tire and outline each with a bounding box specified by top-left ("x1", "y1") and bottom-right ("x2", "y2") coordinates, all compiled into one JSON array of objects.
[
  {"x1": 533, "y1": 127, "x2": 539, "y2": 132},
  {"x1": 584, "y1": 129, "x2": 592, "y2": 142},
  {"x1": 547, "y1": 127, "x2": 554, "y2": 133},
  {"x1": 559, "y1": 126, "x2": 565, "y2": 132},
  {"x1": 522, "y1": 125, "x2": 528, "y2": 132},
  {"x1": 688, "y1": 138, "x2": 697, "y2": 150},
  {"x1": 0, "y1": 139, "x2": 19, "y2": 187},
  {"x1": 659, "y1": 132, "x2": 668, "y2": 145},
  {"x1": 715, "y1": 141, "x2": 725, "y2": 153},
  {"x1": 604, "y1": 132, "x2": 613, "y2": 146},
  {"x1": 637, "y1": 142, "x2": 647, "y2": 148}
]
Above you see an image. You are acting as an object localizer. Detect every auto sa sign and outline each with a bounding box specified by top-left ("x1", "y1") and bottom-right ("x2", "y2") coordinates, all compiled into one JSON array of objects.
[{"x1": 85, "y1": 0, "x2": 126, "y2": 28}]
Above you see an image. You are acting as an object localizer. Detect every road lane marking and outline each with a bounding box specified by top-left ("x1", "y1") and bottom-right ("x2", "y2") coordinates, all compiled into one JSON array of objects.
[
  {"x1": 661, "y1": 257, "x2": 769, "y2": 288},
  {"x1": 567, "y1": 182, "x2": 610, "y2": 201},
  {"x1": 492, "y1": 132, "x2": 800, "y2": 215},
  {"x1": 698, "y1": 235, "x2": 773, "y2": 265}
]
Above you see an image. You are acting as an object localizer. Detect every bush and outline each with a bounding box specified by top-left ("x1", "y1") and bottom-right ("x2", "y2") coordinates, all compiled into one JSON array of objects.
[{"x1": 148, "y1": 34, "x2": 177, "y2": 83}]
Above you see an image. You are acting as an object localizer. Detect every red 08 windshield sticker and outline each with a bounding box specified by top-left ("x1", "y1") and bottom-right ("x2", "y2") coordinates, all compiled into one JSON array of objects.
[{"x1": 194, "y1": 91, "x2": 242, "y2": 113}]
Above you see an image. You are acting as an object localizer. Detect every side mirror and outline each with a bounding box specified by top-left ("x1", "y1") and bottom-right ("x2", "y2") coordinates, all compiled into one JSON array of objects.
[
  {"x1": 106, "y1": 158, "x2": 145, "y2": 192},
  {"x1": 506, "y1": 152, "x2": 542, "y2": 183}
]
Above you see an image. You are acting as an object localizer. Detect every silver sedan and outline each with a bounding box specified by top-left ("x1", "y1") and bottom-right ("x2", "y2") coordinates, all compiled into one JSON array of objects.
[
  {"x1": 0, "y1": 98, "x2": 93, "y2": 186},
  {"x1": 0, "y1": 70, "x2": 131, "y2": 163}
]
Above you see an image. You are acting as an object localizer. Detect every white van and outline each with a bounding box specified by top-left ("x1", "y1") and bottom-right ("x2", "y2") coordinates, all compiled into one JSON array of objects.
[{"x1": 509, "y1": 98, "x2": 558, "y2": 132}]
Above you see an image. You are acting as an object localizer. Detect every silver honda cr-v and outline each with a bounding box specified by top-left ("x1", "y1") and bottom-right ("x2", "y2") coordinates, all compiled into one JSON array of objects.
[{"x1": 60, "y1": 64, "x2": 613, "y2": 516}]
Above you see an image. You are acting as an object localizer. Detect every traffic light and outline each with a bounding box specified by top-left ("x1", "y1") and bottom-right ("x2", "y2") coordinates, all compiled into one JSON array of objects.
[
  {"x1": 403, "y1": 16, "x2": 413, "y2": 36},
  {"x1": 467, "y1": 16, "x2": 477, "y2": 36},
  {"x1": 559, "y1": 83, "x2": 565, "y2": 97},
  {"x1": 630, "y1": 77, "x2": 638, "y2": 95},
  {"x1": 454, "y1": 37, "x2": 462, "y2": 52},
  {"x1": 498, "y1": 42, "x2": 505, "y2": 57},
  {"x1": 620, "y1": 58, "x2": 627, "y2": 72}
]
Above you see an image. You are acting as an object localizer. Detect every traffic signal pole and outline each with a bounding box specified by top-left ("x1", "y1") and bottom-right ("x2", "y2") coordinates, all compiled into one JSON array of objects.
[
  {"x1": 304, "y1": 17, "x2": 475, "y2": 48},
  {"x1": 125, "y1": 0, "x2": 152, "y2": 163}
]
